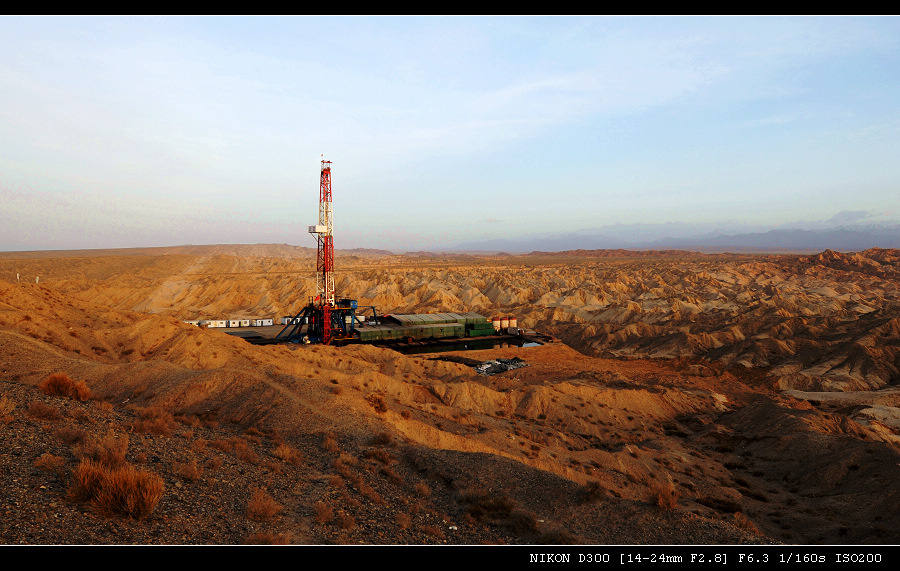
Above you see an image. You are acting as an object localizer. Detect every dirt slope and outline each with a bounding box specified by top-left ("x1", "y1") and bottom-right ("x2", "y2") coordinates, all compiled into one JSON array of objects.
[{"x1": 1, "y1": 245, "x2": 899, "y2": 545}]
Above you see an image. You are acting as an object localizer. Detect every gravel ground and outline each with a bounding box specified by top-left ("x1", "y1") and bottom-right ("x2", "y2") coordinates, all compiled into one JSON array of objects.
[{"x1": 0, "y1": 378, "x2": 769, "y2": 546}]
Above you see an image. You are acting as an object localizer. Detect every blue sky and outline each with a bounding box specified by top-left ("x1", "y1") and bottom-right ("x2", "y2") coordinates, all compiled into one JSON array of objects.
[{"x1": 1, "y1": 16, "x2": 898, "y2": 252}]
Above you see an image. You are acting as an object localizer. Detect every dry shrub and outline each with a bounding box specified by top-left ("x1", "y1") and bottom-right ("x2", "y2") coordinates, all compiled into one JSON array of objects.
[
  {"x1": 246, "y1": 487, "x2": 282, "y2": 521},
  {"x1": 461, "y1": 489, "x2": 539, "y2": 536},
  {"x1": 0, "y1": 394, "x2": 16, "y2": 420},
  {"x1": 34, "y1": 453, "x2": 67, "y2": 478},
  {"x1": 262, "y1": 460, "x2": 284, "y2": 474},
  {"x1": 336, "y1": 512, "x2": 356, "y2": 530},
  {"x1": 395, "y1": 512, "x2": 411, "y2": 530},
  {"x1": 53, "y1": 426, "x2": 88, "y2": 446},
  {"x1": 334, "y1": 453, "x2": 358, "y2": 471},
  {"x1": 174, "y1": 414, "x2": 201, "y2": 428},
  {"x1": 128, "y1": 406, "x2": 175, "y2": 436},
  {"x1": 414, "y1": 482, "x2": 432, "y2": 498},
  {"x1": 39, "y1": 373, "x2": 91, "y2": 401},
  {"x1": 205, "y1": 456, "x2": 223, "y2": 471},
  {"x1": 314, "y1": 501, "x2": 334, "y2": 524},
  {"x1": 367, "y1": 394, "x2": 387, "y2": 413},
  {"x1": 129, "y1": 416, "x2": 174, "y2": 435},
  {"x1": 733, "y1": 511, "x2": 761, "y2": 533},
  {"x1": 69, "y1": 408, "x2": 92, "y2": 424},
  {"x1": 508, "y1": 509, "x2": 539, "y2": 534},
  {"x1": 233, "y1": 438, "x2": 259, "y2": 464},
  {"x1": 72, "y1": 431, "x2": 129, "y2": 469},
  {"x1": 364, "y1": 448, "x2": 395, "y2": 465},
  {"x1": 580, "y1": 481, "x2": 607, "y2": 504},
  {"x1": 421, "y1": 524, "x2": 445, "y2": 539},
  {"x1": 68, "y1": 459, "x2": 163, "y2": 519},
  {"x1": 381, "y1": 465, "x2": 403, "y2": 484},
  {"x1": 272, "y1": 443, "x2": 303, "y2": 465},
  {"x1": 173, "y1": 459, "x2": 202, "y2": 482},
  {"x1": 27, "y1": 401, "x2": 62, "y2": 421},
  {"x1": 359, "y1": 482, "x2": 387, "y2": 506},
  {"x1": 208, "y1": 439, "x2": 233, "y2": 453},
  {"x1": 461, "y1": 489, "x2": 515, "y2": 520},
  {"x1": 369, "y1": 432, "x2": 393, "y2": 447},
  {"x1": 322, "y1": 433, "x2": 339, "y2": 453},
  {"x1": 654, "y1": 481, "x2": 679, "y2": 511},
  {"x1": 95, "y1": 401, "x2": 113, "y2": 413}
]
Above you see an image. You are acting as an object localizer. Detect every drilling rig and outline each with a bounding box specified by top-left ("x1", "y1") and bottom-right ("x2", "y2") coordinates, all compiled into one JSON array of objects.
[
  {"x1": 270, "y1": 158, "x2": 495, "y2": 347},
  {"x1": 275, "y1": 159, "x2": 373, "y2": 345}
]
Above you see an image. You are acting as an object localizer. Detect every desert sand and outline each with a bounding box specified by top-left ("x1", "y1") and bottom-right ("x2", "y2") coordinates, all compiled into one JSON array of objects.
[{"x1": 1, "y1": 245, "x2": 898, "y2": 545}]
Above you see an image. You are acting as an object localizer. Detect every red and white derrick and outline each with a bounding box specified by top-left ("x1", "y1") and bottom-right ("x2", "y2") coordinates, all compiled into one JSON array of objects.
[{"x1": 309, "y1": 158, "x2": 335, "y2": 343}]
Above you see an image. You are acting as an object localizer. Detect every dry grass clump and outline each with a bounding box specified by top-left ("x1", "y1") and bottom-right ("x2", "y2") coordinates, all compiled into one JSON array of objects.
[
  {"x1": 653, "y1": 480, "x2": 679, "y2": 510},
  {"x1": 364, "y1": 448, "x2": 395, "y2": 465},
  {"x1": 127, "y1": 405, "x2": 176, "y2": 436},
  {"x1": 272, "y1": 442, "x2": 303, "y2": 465},
  {"x1": 208, "y1": 439, "x2": 233, "y2": 453},
  {"x1": 334, "y1": 453, "x2": 359, "y2": 478},
  {"x1": 205, "y1": 456, "x2": 224, "y2": 471},
  {"x1": 34, "y1": 453, "x2": 67, "y2": 478},
  {"x1": 174, "y1": 414, "x2": 202, "y2": 428},
  {"x1": 246, "y1": 487, "x2": 282, "y2": 521},
  {"x1": 38, "y1": 373, "x2": 91, "y2": 401},
  {"x1": 359, "y1": 482, "x2": 387, "y2": 506},
  {"x1": 367, "y1": 394, "x2": 387, "y2": 413},
  {"x1": 459, "y1": 488, "x2": 538, "y2": 535},
  {"x1": 395, "y1": 512, "x2": 412, "y2": 530},
  {"x1": 0, "y1": 394, "x2": 15, "y2": 422},
  {"x1": 27, "y1": 401, "x2": 62, "y2": 421},
  {"x1": 53, "y1": 426, "x2": 88, "y2": 446},
  {"x1": 173, "y1": 459, "x2": 203, "y2": 482},
  {"x1": 369, "y1": 432, "x2": 393, "y2": 447},
  {"x1": 336, "y1": 512, "x2": 356, "y2": 530},
  {"x1": 421, "y1": 524, "x2": 445, "y2": 539},
  {"x1": 72, "y1": 431, "x2": 129, "y2": 469},
  {"x1": 313, "y1": 501, "x2": 334, "y2": 524},
  {"x1": 322, "y1": 433, "x2": 340, "y2": 453},
  {"x1": 380, "y1": 465, "x2": 404, "y2": 484},
  {"x1": 580, "y1": 481, "x2": 608, "y2": 504},
  {"x1": 733, "y1": 511, "x2": 761, "y2": 533},
  {"x1": 67, "y1": 459, "x2": 164, "y2": 519},
  {"x1": 232, "y1": 438, "x2": 259, "y2": 464}
]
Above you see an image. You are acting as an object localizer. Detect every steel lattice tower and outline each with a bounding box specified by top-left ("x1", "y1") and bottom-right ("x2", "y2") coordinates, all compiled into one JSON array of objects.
[{"x1": 310, "y1": 159, "x2": 335, "y2": 308}]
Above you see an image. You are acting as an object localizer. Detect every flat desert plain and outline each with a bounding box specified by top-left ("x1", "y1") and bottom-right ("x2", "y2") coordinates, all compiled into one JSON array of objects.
[{"x1": 1, "y1": 245, "x2": 899, "y2": 545}]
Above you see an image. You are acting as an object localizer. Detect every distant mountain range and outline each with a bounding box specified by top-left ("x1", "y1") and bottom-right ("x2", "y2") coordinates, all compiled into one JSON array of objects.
[{"x1": 447, "y1": 223, "x2": 900, "y2": 254}]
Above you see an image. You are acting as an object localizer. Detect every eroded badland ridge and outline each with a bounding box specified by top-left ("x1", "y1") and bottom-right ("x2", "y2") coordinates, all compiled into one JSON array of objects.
[{"x1": 1, "y1": 246, "x2": 899, "y2": 545}]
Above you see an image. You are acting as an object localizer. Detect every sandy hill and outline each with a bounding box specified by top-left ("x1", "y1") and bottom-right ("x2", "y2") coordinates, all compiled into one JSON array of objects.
[{"x1": 1, "y1": 245, "x2": 899, "y2": 545}]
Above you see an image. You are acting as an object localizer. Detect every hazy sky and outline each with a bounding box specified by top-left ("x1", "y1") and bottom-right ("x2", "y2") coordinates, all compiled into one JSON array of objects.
[{"x1": 2, "y1": 16, "x2": 899, "y2": 252}]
